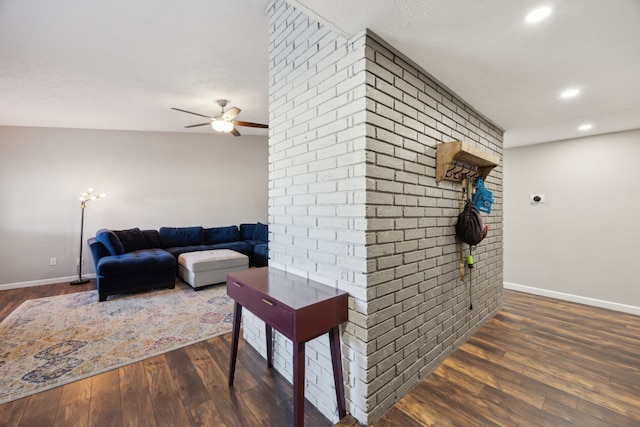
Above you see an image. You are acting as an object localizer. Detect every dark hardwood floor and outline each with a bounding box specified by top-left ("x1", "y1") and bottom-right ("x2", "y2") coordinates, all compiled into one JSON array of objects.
[
  {"x1": 369, "y1": 290, "x2": 640, "y2": 427},
  {"x1": 1, "y1": 283, "x2": 639, "y2": 426},
  {"x1": 0, "y1": 281, "x2": 331, "y2": 427}
]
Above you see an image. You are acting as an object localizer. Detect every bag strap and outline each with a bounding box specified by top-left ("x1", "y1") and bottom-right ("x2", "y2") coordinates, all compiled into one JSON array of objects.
[
  {"x1": 468, "y1": 245, "x2": 474, "y2": 310},
  {"x1": 461, "y1": 176, "x2": 476, "y2": 309},
  {"x1": 459, "y1": 177, "x2": 467, "y2": 281}
]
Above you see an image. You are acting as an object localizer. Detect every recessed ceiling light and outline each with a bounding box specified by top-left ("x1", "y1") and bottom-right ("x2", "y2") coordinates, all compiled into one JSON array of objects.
[
  {"x1": 578, "y1": 124, "x2": 593, "y2": 131},
  {"x1": 526, "y1": 7, "x2": 552, "y2": 23},
  {"x1": 560, "y1": 88, "x2": 580, "y2": 99}
]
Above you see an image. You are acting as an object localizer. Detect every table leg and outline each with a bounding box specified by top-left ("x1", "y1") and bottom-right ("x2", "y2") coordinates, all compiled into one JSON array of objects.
[
  {"x1": 228, "y1": 302, "x2": 242, "y2": 386},
  {"x1": 293, "y1": 340, "x2": 305, "y2": 427},
  {"x1": 266, "y1": 324, "x2": 273, "y2": 368},
  {"x1": 329, "y1": 326, "x2": 346, "y2": 418}
]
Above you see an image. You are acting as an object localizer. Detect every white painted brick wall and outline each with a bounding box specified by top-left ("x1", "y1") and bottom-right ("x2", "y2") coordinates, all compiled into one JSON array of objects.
[
  {"x1": 360, "y1": 33, "x2": 503, "y2": 422},
  {"x1": 252, "y1": 1, "x2": 504, "y2": 425}
]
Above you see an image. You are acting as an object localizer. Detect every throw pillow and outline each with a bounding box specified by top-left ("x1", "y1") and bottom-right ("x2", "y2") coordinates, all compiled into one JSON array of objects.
[
  {"x1": 253, "y1": 222, "x2": 268, "y2": 242},
  {"x1": 114, "y1": 228, "x2": 148, "y2": 252},
  {"x1": 142, "y1": 229, "x2": 162, "y2": 248},
  {"x1": 95, "y1": 229, "x2": 125, "y2": 256},
  {"x1": 239, "y1": 223, "x2": 257, "y2": 240}
]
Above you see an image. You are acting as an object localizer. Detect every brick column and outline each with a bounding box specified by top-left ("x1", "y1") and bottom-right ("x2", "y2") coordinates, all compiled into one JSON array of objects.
[{"x1": 241, "y1": 1, "x2": 504, "y2": 424}]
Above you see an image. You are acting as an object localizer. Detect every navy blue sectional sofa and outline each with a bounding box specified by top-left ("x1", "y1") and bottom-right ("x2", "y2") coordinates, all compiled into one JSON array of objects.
[{"x1": 88, "y1": 223, "x2": 268, "y2": 301}]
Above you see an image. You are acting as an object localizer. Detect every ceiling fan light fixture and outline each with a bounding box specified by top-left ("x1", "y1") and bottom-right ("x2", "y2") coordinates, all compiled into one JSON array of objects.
[
  {"x1": 560, "y1": 88, "x2": 580, "y2": 99},
  {"x1": 525, "y1": 6, "x2": 552, "y2": 23},
  {"x1": 211, "y1": 119, "x2": 234, "y2": 133}
]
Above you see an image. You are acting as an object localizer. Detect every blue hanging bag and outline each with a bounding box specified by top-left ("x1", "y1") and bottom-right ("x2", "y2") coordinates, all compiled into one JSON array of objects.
[{"x1": 472, "y1": 177, "x2": 494, "y2": 214}]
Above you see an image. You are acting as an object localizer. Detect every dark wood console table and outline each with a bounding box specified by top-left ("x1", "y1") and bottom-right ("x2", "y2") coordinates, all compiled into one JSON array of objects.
[{"x1": 226, "y1": 267, "x2": 348, "y2": 427}]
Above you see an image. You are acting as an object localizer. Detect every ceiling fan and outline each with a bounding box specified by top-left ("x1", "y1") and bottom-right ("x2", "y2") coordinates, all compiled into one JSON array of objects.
[{"x1": 171, "y1": 99, "x2": 268, "y2": 137}]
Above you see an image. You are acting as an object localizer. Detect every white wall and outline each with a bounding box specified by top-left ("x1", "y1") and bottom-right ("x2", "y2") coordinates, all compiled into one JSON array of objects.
[
  {"x1": 504, "y1": 128, "x2": 640, "y2": 313},
  {"x1": 0, "y1": 126, "x2": 268, "y2": 287}
]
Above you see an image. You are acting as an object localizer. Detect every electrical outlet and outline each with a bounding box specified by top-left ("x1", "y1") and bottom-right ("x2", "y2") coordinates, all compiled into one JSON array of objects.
[
  {"x1": 529, "y1": 194, "x2": 545, "y2": 204},
  {"x1": 49, "y1": 257, "x2": 57, "y2": 266},
  {"x1": 76, "y1": 258, "x2": 85, "y2": 266}
]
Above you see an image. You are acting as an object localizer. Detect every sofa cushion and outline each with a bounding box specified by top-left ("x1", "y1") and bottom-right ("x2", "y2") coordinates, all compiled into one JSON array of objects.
[
  {"x1": 204, "y1": 226, "x2": 240, "y2": 244},
  {"x1": 114, "y1": 228, "x2": 148, "y2": 253},
  {"x1": 253, "y1": 222, "x2": 268, "y2": 242},
  {"x1": 254, "y1": 243, "x2": 268, "y2": 258},
  {"x1": 159, "y1": 226, "x2": 203, "y2": 248},
  {"x1": 142, "y1": 229, "x2": 162, "y2": 248},
  {"x1": 95, "y1": 229, "x2": 124, "y2": 256},
  {"x1": 163, "y1": 244, "x2": 212, "y2": 259},
  {"x1": 209, "y1": 241, "x2": 252, "y2": 254},
  {"x1": 240, "y1": 223, "x2": 257, "y2": 240},
  {"x1": 97, "y1": 248, "x2": 175, "y2": 276}
]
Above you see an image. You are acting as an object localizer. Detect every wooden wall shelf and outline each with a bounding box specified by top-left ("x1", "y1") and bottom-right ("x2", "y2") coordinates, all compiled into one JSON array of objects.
[{"x1": 436, "y1": 141, "x2": 500, "y2": 183}]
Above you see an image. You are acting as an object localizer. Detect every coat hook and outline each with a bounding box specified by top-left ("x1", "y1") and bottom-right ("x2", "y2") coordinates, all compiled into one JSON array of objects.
[
  {"x1": 453, "y1": 164, "x2": 467, "y2": 180},
  {"x1": 446, "y1": 162, "x2": 463, "y2": 179}
]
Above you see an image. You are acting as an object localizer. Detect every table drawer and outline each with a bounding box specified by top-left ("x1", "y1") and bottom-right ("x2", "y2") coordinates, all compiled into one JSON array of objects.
[{"x1": 228, "y1": 279, "x2": 293, "y2": 336}]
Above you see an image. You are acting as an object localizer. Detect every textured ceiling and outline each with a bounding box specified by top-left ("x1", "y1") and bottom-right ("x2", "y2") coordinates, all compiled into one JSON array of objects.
[
  {"x1": 0, "y1": 0, "x2": 271, "y2": 135},
  {"x1": 1, "y1": 0, "x2": 639, "y2": 147}
]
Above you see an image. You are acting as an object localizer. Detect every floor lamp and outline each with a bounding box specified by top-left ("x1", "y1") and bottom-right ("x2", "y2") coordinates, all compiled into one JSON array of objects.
[{"x1": 70, "y1": 187, "x2": 106, "y2": 285}]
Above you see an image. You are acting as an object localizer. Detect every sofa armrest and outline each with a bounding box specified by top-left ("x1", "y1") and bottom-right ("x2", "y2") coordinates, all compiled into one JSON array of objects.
[
  {"x1": 88, "y1": 237, "x2": 110, "y2": 270},
  {"x1": 253, "y1": 243, "x2": 269, "y2": 267}
]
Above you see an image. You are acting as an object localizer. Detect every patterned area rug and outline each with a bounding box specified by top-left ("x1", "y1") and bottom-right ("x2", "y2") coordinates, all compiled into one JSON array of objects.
[{"x1": 0, "y1": 281, "x2": 234, "y2": 405}]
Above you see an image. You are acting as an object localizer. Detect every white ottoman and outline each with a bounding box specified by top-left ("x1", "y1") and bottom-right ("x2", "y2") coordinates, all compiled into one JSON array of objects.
[{"x1": 178, "y1": 249, "x2": 249, "y2": 289}]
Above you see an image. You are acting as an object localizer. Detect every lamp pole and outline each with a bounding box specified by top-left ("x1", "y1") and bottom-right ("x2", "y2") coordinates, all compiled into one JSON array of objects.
[
  {"x1": 70, "y1": 200, "x2": 89, "y2": 284},
  {"x1": 70, "y1": 188, "x2": 105, "y2": 285}
]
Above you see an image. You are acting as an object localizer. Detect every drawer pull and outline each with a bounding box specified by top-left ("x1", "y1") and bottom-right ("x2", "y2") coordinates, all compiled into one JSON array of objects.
[
  {"x1": 262, "y1": 298, "x2": 274, "y2": 306},
  {"x1": 233, "y1": 282, "x2": 241, "y2": 287}
]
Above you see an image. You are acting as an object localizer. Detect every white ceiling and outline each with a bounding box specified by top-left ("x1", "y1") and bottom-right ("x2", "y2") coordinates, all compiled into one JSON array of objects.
[{"x1": 1, "y1": 0, "x2": 639, "y2": 148}]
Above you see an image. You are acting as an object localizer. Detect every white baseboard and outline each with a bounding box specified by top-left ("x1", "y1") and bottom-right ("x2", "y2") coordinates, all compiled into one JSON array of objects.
[
  {"x1": 503, "y1": 282, "x2": 640, "y2": 316},
  {"x1": 0, "y1": 274, "x2": 96, "y2": 291}
]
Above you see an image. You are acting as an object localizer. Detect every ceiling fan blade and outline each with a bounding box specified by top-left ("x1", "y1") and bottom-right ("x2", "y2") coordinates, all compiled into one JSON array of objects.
[
  {"x1": 232, "y1": 120, "x2": 268, "y2": 129},
  {"x1": 171, "y1": 107, "x2": 212, "y2": 119},
  {"x1": 185, "y1": 122, "x2": 211, "y2": 128},
  {"x1": 230, "y1": 127, "x2": 241, "y2": 137},
  {"x1": 223, "y1": 106, "x2": 241, "y2": 121}
]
